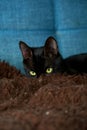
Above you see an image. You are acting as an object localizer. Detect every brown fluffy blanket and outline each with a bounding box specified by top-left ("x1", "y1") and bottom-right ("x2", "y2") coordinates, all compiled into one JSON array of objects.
[{"x1": 0, "y1": 61, "x2": 87, "y2": 130}]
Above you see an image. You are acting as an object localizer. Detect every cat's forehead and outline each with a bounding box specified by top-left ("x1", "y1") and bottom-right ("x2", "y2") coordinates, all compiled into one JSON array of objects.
[{"x1": 32, "y1": 47, "x2": 43, "y2": 56}]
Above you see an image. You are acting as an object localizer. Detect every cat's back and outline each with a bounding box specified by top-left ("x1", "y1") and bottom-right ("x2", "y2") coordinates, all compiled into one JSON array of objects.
[
  {"x1": 65, "y1": 53, "x2": 87, "y2": 63},
  {"x1": 64, "y1": 53, "x2": 87, "y2": 73}
]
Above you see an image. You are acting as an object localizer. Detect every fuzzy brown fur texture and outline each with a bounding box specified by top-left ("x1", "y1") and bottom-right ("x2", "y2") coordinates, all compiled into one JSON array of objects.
[{"x1": 0, "y1": 61, "x2": 87, "y2": 130}]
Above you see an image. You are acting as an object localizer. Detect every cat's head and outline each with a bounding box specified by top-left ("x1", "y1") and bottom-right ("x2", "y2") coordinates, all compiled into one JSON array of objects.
[{"x1": 19, "y1": 36, "x2": 62, "y2": 78}]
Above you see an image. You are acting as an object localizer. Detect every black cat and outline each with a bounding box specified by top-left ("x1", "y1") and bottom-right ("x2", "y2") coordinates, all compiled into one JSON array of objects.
[{"x1": 19, "y1": 36, "x2": 87, "y2": 78}]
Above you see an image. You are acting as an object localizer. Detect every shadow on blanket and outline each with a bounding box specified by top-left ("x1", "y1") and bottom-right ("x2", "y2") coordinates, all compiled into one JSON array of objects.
[{"x1": 0, "y1": 61, "x2": 87, "y2": 130}]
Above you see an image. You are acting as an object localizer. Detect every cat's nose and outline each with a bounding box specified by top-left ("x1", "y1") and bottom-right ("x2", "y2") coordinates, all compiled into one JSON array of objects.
[
  {"x1": 37, "y1": 75, "x2": 40, "y2": 78},
  {"x1": 38, "y1": 76, "x2": 42, "y2": 82}
]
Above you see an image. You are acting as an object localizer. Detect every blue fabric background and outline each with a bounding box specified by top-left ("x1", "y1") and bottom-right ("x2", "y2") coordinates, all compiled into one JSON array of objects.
[
  {"x1": 0, "y1": 0, "x2": 87, "y2": 73},
  {"x1": 54, "y1": 0, "x2": 87, "y2": 58}
]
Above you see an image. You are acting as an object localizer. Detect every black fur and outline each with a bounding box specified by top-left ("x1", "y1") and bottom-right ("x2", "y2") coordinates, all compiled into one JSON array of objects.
[{"x1": 19, "y1": 36, "x2": 87, "y2": 77}]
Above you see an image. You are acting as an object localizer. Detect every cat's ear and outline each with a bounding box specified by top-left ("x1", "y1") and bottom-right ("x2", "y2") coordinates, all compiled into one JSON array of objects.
[
  {"x1": 19, "y1": 41, "x2": 32, "y2": 59},
  {"x1": 44, "y1": 37, "x2": 58, "y2": 58}
]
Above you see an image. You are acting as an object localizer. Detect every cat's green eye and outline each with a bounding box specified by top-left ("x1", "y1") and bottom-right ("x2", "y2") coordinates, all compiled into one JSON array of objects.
[
  {"x1": 46, "y1": 68, "x2": 53, "y2": 74},
  {"x1": 29, "y1": 71, "x2": 36, "y2": 76}
]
